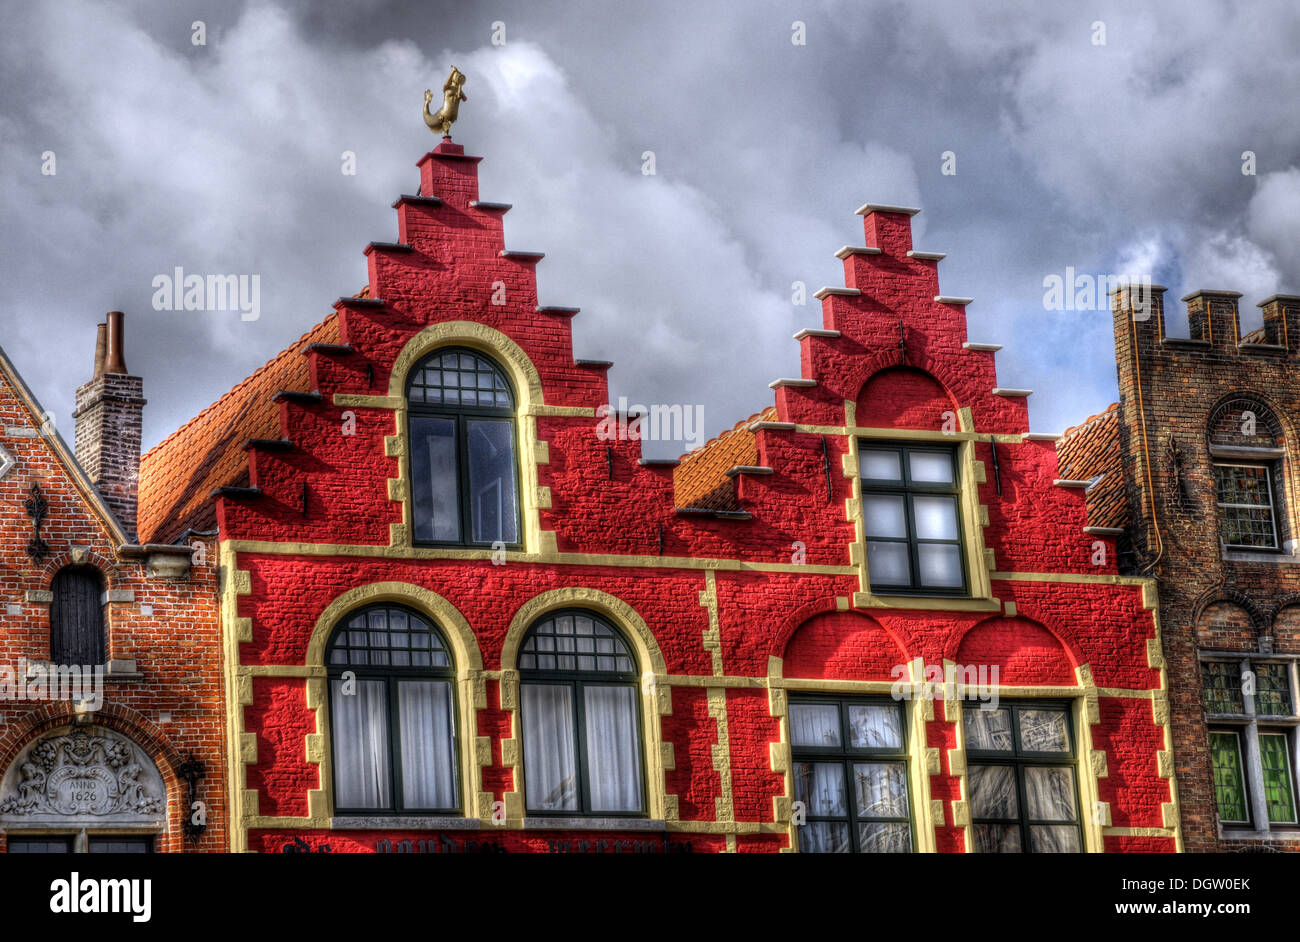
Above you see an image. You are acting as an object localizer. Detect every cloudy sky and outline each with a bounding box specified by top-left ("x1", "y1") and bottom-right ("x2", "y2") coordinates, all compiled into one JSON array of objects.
[{"x1": 2, "y1": 0, "x2": 1298, "y2": 459}]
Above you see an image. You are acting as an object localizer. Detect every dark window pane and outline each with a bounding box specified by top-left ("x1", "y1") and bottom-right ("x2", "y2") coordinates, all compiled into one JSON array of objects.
[
  {"x1": 410, "y1": 416, "x2": 460, "y2": 542},
  {"x1": 1018, "y1": 710, "x2": 1070, "y2": 753},
  {"x1": 467, "y1": 419, "x2": 518, "y2": 543},
  {"x1": 969, "y1": 764, "x2": 1019, "y2": 819},
  {"x1": 846, "y1": 704, "x2": 903, "y2": 749},
  {"x1": 50, "y1": 566, "x2": 105, "y2": 665},
  {"x1": 1029, "y1": 825, "x2": 1081, "y2": 853},
  {"x1": 789, "y1": 702, "x2": 842, "y2": 748},
  {"x1": 964, "y1": 708, "x2": 1013, "y2": 752},
  {"x1": 1256, "y1": 663, "x2": 1293, "y2": 716},
  {"x1": 793, "y1": 762, "x2": 848, "y2": 817},
  {"x1": 1202, "y1": 662, "x2": 1245, "y2": 715},
  {"x1": 88, "y1": 837, "x2": 153, "y2": 853},
  {"x1": 907, "y1": 450, "x2": 954, "y2": 484},
  {"x1": 859, "y1": 449, "x2": 901, "y2": 481},
  {"x1": 7, "y1": 837, "x2": 73, "y2": 853},
  {"x1": 973, "y1": 823, "x2": 1022, "y2": 853},
  {"x1": 798, "y1": 821, "x2": 851, "y2": 853}
]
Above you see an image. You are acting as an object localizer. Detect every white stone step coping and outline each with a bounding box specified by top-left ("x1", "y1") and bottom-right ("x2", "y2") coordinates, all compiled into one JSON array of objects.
[
  {"x1": 855, "y1": 203, "x2": 922, "y2": 216},
  {"x1": 1083, "y1": 526, "x2": 1125, "y2": 536},
  {"x1": 963, "y1": 342, "x2": 1002, "y2": 352},
  {"x1": 769, "y1": 378, "x2": 817, "y2": 389},
  {"x1": 907, "y1": 250, "x2": 946, "y2": 260},
  {"x1": 725, "y1": 465, "x2": 775, "y2": 478},
  {"x1": 793, "y1": 328, "x2": 842, "y2": 340},
  {"x1": 1023, "y1": 432, "x2": 1062, "y2": 442},
  {"x1": 1054, "y1": 479, "x2": 1093, "y2": 488},
  {"x1": 993, "y1": 387, "x2": 1033, "y2": 397},
  {"x1": 834, "y1": 246, "x2": 884, "y2": 259},
  {"x1": 935, "y1": 295, "x2": 974, "y2": 305},
  {"x1": 814, "y1": 286, "x2": 863, "y2": 299}
]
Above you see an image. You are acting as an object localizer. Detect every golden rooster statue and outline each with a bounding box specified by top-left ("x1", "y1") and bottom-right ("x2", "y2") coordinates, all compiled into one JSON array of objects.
[{"x1": 425, "y1": 66, "x2": 468, "y2": 138}]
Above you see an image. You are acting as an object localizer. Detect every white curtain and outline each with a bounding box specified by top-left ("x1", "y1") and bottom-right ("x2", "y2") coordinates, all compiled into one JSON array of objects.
[
  {"x1": 331, "y1": 679, "x2": 390, "y2": 808},
  {"x1": 846, "y1": 704, "x2": 903, "y2": 749},
  {"x1": 399, "y1": 680, "x2": 457, "y2": 809},
  {"x1": 522, "y1": 684, "x2": 578, "y2": 811},
  {"x1": 583, "y1": 685, "x2": 643, "y2": 813},
  {"x1": 789, "y1": 703, "x2": 841, "y2": 748}
]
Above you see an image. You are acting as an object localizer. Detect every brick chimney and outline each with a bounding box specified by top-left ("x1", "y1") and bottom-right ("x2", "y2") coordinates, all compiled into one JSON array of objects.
[{"x1": 73, "y1": 311, "x2": 146, "y2": 539}]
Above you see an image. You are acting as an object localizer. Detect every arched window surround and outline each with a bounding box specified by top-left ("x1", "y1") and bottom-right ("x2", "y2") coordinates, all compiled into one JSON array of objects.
[
  {"x1": 325, "y1": 603, "x2": 461, "y2": 815},
  {"x1": 406, "y1": 346, "x2": 522, "y2": 548}
]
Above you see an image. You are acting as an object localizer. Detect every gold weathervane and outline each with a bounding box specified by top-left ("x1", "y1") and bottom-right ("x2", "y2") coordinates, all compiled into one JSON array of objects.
[{"x1": 424, "y1": 66, "x2": 468, "y2": 138}]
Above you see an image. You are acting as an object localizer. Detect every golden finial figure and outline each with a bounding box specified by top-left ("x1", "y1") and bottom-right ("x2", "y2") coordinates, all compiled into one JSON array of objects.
[{"x1": 425, "y1": 66, "x2": 468, "y2": 138}]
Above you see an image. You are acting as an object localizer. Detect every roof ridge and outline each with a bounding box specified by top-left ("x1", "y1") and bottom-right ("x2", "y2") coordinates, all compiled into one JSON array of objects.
[
  {"x1": 677, "y1": 406, "x2": 777, "y2": 463},
  {"x1": 1059, "y1": 401, "x2": 1119, "y2": 441}
]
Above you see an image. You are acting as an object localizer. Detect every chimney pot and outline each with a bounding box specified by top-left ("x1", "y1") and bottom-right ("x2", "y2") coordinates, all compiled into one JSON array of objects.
[
  {"x1": 104, "y1": 310, "x2": 127, "y2": 375},
  {"x1": 92, "y1": 324, "x2": 107, "y2": 381}
]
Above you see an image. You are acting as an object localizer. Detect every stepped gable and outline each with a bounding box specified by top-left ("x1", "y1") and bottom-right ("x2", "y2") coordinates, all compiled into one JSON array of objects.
[
  {"x1": 137, "y1": 312, "x2": 341, "y2": 544},
  {"x1": 1056, "y1": 402, "x2": 1127, "y2": 530},
  {"x1": 674, "y1": 407, "x2": 777, "y2": 512}
]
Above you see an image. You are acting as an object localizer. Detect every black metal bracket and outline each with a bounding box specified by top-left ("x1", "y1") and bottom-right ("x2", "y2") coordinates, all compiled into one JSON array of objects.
[
  {"x1": 177, "y1": 755, "x2": 206, "y2": 844},
  {"x1": 300, "y1": 481, "x2": 309, "y2": 517},
  {"x1": 657, "y1": 522, "x2": 664, "y2": 556},
  {"x1": 366, "y1": 363, "x2": 375, "y2": 389},
  {"x1": 821, "y1": 436, "x2": 834, "y2": 502},
  {"x1": 25, "y1": 482, "x2": 49, "y2": 561},
  {"x1": 606, "y1": 445, "x2": 614, "y2": 480},
  {"x1": 899, "y1": 320, "x2": 907, "y2": 362},
  {"x1": 990, "y1": 441, "x2": 1002, "y2": 496}
]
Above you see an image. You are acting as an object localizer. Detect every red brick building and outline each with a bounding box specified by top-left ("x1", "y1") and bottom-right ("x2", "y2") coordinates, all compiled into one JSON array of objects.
[
  {"x1": 1059, "y1": 286, "x2": 1300, "y2": 851},
  {"x1": 139, "y1": 138, "x2": 1180, "y2": 853},
  {"x1": 0, "y1": 320, "x2": 226, "y2": 853}
]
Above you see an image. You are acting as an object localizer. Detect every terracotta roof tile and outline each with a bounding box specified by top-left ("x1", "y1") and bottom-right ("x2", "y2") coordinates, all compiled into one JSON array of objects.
[
  {"x1": 1056, "y1": 402, "x2": 1128, "y2": 530},
  {"x1": 136, "y1": 313, "x2": 340, "y2": 544},
  {"x1": 673, "y1": 407, "x2": 777, "y2": 511}
]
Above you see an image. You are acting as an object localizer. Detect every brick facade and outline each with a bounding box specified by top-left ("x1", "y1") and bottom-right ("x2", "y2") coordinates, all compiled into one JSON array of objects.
[
  {"x1": 138, "y1": 141, "x2": 1177, "y2": 853},
  {"x1": 1072, "y1": 286, "x2": 1300, "y2": 852},
  {"x1": 0, "y1": 343, "x2": 227, "y2": 853}
]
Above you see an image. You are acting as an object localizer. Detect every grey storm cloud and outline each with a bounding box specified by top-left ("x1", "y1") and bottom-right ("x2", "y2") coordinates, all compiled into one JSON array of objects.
[{"x1": 2, "y1": 0, "x2": 1298, "y2": 458}]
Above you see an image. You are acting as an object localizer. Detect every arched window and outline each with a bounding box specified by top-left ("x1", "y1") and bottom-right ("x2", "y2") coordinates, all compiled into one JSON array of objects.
[
  {"x1": 407, "y1": 348, "x2": 520, "y2": 546},
  {"x1": 1207, "y1": 398, "x2": 1288, "y2": 551},
  {"x1": 326, "y1": 604, "x2": 459, "y2": 813},
  {"x1": 519, "y1": 610, "x2": 645, "y2": 815},
  {"x1": 50, "y1": 566, "x2": 105, "y2": 665}
]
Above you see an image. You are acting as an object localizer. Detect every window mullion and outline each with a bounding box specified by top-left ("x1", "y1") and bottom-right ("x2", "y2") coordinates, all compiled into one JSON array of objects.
[{"x1": 573, "y1": 680, "x2": 590, "y2": 814}]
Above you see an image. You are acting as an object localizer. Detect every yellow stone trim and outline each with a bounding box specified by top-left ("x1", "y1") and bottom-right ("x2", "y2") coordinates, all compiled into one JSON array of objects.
[
  {"x1": 226, "y1": 580, "x2": 491, "y2": 835},
  {"x1": 500, "y1": 587, "x2": 671, "y2": 819},
  {"x1": 796, "y1": 423, "x2": 1024, "y2": 444},
  {"x1": 223, "y1": 537, "x2": 857, "y2": 575},
  {"x1": 383, "y1": 321, "x2": 549, "y2": 555},
  {"x1": 707, "y1": 688, "x2": 736, "y2": 838},
  {"x1": 1104, "y1": 826, "x2": 1178, "y2": 838},
  {"x1": 1004, "y1": 600, "x2": 1018, "y2": 617},
  {"x1": 334, "y1": 393, "x2": 403, "y2": 409},
  {"x1": 699, "y1": 571, "x2": 725, "y2": 676}
]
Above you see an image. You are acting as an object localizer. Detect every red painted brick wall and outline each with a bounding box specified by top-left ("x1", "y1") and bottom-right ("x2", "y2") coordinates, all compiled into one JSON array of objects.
[{"x1": 212, "y1": 142, "x2": 1172, "y2": 853}]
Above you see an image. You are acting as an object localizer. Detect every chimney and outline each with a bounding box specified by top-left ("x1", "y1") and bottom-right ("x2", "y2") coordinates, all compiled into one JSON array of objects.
[{"x1": 73, "y1": 312, "x2": 146, "y2": 539}]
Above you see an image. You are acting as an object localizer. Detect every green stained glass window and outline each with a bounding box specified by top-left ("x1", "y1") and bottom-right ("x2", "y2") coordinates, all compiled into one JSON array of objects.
[
  {"x1": 1209, "y1": 732, "x2": 1249, "y2": 824},
  {"x1": 1259, "y1": 733, "x2": 1297, "y2": 824},
  {"x1": 1202, "y1": 662, "x2": 1244, "y2": 715},
  {"x1": 1255, "y1": 663, "x2": 1294, "y2": 716}
]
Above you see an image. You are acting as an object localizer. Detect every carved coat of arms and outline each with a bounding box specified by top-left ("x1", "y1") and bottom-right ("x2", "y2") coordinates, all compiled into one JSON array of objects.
[{"x1": 0, "y1": 728, "x2": 163, "y2": 819}]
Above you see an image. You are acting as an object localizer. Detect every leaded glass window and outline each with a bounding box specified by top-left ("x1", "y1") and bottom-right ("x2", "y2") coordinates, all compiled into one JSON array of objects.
[
  {"x1": 1202, "y1": 661, "x2": 1245, "y2": 715},
  {"x1": 1256, "y1": 663, "x2": 1294, "y2": 716},
  {"x1": 408, "y1": 348, "x2": 520, "y2": 546},
  {"x1": 965, "y1": 702, "x2": 1081, "y2": 853},
  {"x1": 789, "y1": 697, "x2": 912, "y2": 853},
  {"x1": 326, "y1": 604, "x2": 459, "y2": 814},
  {"x1": 859, "y1": 442, "x2": 966, "y2": 595},
  {"x1": 1259, "y1": 733, "x2": 1298, "y2": 824},
  {"x1": 519, "y1": 611, "x2": 645, "y2": 816},
  {"x1": 1214, "y1": 464, "x2": 1279, "y2": 549},
  {"x1": 1209, "y1": 731, "x2": 1249, "y2": 824}
]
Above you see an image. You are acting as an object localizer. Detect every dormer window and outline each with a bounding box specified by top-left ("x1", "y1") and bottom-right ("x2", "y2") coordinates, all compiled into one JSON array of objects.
[
  {"x1": 859, "y1": 442, "x2": 967, "y2": 595},
  {"x1": 407, "y1": 348, "x2": 521, "y2": 547}
]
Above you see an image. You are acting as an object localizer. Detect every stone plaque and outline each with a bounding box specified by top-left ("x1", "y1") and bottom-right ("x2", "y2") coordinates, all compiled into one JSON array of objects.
[{"x1": 0, "y1": 727, "x2": 166, "y2": 826}]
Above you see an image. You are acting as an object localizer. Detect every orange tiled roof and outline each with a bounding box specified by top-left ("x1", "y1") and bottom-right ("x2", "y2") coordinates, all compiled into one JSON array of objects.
[
  {"x1": 136, "y1": 313, "x2": 340, "y2": 544},
  {"x1": 1055, "y1": 402, "x2": 1129, "y2": 531},
  {"x1": 673, "y1": 407, "x2": 777, "y2": 511}
]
